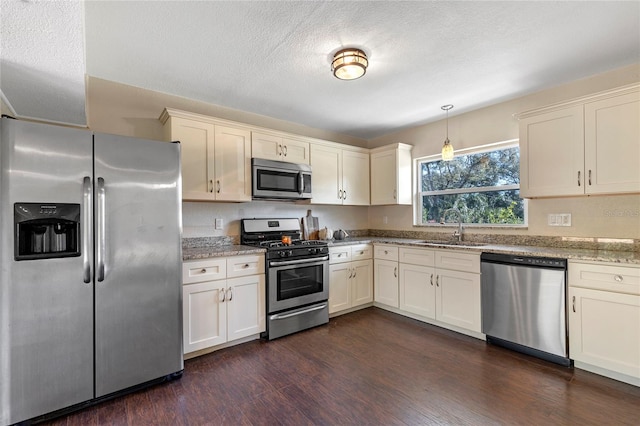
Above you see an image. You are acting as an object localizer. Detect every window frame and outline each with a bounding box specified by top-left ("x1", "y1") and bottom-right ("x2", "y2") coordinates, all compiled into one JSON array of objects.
[{"x1": 413, "y1": 139, "x2": 528, "y2": 228}]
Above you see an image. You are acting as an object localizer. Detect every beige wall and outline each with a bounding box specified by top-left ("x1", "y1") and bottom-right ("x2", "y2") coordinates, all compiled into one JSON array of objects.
[
  {"x1": 368, "y1": 64, "x2": 640, "y2": 239},
  {"x1": 86, "y1": 66, "x2": 640, "y2": 240},
  {"x1": 86, "y1": 77, "x2": 367, "y2": 147}
]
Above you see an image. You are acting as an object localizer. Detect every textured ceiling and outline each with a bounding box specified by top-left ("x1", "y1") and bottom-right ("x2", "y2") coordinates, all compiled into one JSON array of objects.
[{"x1": 2, "y1": 1, "x2": 640, "y2": 138}]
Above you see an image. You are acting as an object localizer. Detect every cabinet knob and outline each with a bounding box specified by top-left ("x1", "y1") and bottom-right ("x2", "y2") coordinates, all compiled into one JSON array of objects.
[
  {"x1": 614, "y1": 274, "x2": 624, "y2": 282},
  {"x1": 200, "y1": 268, "x2": 207, "y2": 273},
  {"x1": 243, "y1": 263, "x2": 250, "y2": 268}
]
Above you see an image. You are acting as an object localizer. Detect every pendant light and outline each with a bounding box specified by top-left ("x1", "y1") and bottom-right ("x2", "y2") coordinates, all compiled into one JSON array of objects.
[
  {"x1": 332, "y1": 48, "x2": 368, "y2": 80},
  {"x1": 441, "y1": 104, "x2": 454, "y2": 161}
]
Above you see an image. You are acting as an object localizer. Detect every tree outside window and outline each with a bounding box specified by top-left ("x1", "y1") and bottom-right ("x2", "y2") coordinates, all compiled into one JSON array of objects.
[{"x1": 417, "y1": 143, "x2": 526, "y2": 226}]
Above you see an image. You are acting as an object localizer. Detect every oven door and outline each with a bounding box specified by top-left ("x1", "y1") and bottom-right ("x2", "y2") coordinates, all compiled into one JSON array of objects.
[{"x1": 268, "y1": 256, "x2": 329, "y2": 313}]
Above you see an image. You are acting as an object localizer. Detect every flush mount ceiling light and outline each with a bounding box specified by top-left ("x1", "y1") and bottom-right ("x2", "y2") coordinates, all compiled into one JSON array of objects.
[
  {"x1": 441, "y1": 104, "x2": 454, "y2": 161},
  {"x1": 331, "y1": 48, "x2": 368, "y2": 80}
]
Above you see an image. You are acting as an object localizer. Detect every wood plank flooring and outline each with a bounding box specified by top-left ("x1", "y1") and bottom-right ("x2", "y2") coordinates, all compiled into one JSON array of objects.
[{"x1": 42, "y1": 307, "x2": 640, "y2": 425}]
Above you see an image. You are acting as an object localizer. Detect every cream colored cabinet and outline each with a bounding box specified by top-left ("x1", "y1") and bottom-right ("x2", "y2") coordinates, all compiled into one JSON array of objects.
[
  {"x1": 398, "y1": 247, "x2": 481, "y2": 333},
  {"x1": 251, "y1": 131, "x2": 310, "y2": 164},
  {"x1": 568, "y1": 261, "x2": 640, "y2": 385},
  {"x1": 329, "y1": 244, "x2": 373, "y2": 314},
  {"x1": 310, "y1": 144, "x2": 370, "y2": 206},
  {"x1": 374, "y1": 245, "x2": 400, "y2": 308},
  {"x1": 160, "y1": 109, "x2": 251, "y2": 201},
  {"x1": 182, "y1": 255, "x2": 265, "y2": 356},
  {"x1": 519, "y1": 85, "x2": 640, "y2": 198},
  {"x1": 370, "y1": 143, "x2": 413, "y2": 205}
]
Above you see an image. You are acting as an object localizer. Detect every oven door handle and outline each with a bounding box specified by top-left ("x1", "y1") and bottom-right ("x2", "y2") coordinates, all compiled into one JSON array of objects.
[
  {"x1": 269, "y1": 255, "x2": 329, "y2": 267},
  {"x1": 270, "y1": 303, "x2": 327, "y2": 321}
]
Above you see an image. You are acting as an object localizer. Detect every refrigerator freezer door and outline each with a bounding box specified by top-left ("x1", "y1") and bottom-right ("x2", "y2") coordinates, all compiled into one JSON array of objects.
[
  {"x1": 0, "y1": 118, "x2": 94, "y2": 425},
  {"x1": 93, "y1": 133, "x2": 183, "y2": 397}
]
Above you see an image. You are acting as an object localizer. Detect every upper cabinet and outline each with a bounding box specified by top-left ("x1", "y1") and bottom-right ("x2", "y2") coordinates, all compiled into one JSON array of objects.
[
  {"x1": 518, "y1": 85, "x2": 639, "y2": 198},
  {"x1": 160, "y1": 109, "x2": 252, "y2": 202},
  {"x1": 310, "y1": 144, "x2": 370, "y2": 206},
  {"x1": 251, "y1": 131, "x2": 310, "y2": 164},
  {"x1": 370, "y1": 143, "x2": 413, "y2": 205}
]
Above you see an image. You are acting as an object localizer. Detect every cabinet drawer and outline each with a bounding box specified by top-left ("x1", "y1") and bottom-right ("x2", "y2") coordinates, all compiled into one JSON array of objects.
[
  {"x1": 351, "y1": 244, "x2": 373, "y2": 261},
  {"x1": 330, "y1": 246, "x2": 352, "y2": 264},
  {"x1": 227, "y1": 255, "x2": 265, "y2": 278},
  {"x1": 183, "y1": 258, "x2": 227, "y2": 284},
  {"x1": 435, "y1": 250, "x2": 480, "y2": 273},
  {"x1": 399, "y1": 247, "x2": 435, "y2": 267},
  {"x1": 569, "y1": 261, "x2": 640, "y2": 295},
  {"x1": 374, "y1": 245, "x2": 399, "y2": 261}
]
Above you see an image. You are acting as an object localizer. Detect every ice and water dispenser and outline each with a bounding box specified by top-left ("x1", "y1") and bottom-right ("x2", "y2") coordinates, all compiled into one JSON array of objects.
[{"x1": 14, "y1": 203, "x2": 81, "y2": 260}]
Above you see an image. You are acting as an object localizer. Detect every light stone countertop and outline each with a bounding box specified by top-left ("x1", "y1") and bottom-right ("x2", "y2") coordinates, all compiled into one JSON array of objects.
[
  {"x1": 182, "y1": 237, "x2": 640, "y2": 265},
  {"x1": 328, "y1": 237, "x2": 640, "y2": 265}
]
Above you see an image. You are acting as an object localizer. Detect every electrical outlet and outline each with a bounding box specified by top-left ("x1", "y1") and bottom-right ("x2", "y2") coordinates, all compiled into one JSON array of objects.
[
  {"x1": 383, "y1": 216, "x2": 388, "y2": 224},
  {"x1": 548, "y1": 213, "x2": 571, "y2": 227},
  {"x1": 215, "y1": 218, "x2": 223, "y2": 230}
]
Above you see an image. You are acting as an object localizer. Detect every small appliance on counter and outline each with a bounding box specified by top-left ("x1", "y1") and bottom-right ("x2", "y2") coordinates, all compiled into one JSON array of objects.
[{"x1": 241, "y1": 218, "x2": 330, "y2": 340}]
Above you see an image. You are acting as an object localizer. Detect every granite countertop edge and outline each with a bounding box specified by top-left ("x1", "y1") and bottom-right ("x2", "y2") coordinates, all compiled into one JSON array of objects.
[
  {"x1": 182, "y1": 238, "x2": 640, "y2": 265},
  {"x1": 327, "y1": 237, "x2": 640, "y2": 265}
]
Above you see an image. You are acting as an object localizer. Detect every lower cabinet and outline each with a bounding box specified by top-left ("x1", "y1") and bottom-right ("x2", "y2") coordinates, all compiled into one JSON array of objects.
[
  {"x1": 182, "y1": 255, "x2": 265, "y2": 356},
  {"x1": 568, "y1": 261, "x2": 640, "y2": 385},
  {"x1": 374, "y1": 245, "x2": 400, "y2": 308},
  {"x1": 374, "y1": 244, "x2": 481, "y2": 337},
  {"x1": 398, "y1": 247, "x2": 481, "y2": 333},
  {"x1": 329, "y1": 244, "x2": 373, "y2": 315}
]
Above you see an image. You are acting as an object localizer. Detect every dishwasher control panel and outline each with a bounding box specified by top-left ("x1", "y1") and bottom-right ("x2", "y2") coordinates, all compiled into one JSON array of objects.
[{"x1": 481, "y1": 252, "x2": 567, "y2": 269}]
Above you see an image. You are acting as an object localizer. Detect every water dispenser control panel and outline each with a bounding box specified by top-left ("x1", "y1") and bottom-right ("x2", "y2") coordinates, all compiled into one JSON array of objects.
[{"x1": 14, "y1": 203, "x2": 81, "y2": 261}]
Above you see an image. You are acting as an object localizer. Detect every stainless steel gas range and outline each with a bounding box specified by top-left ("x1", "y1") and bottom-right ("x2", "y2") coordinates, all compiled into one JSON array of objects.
[{"x1": 241, "y1": 218, "x2": 329, "y2": 340}]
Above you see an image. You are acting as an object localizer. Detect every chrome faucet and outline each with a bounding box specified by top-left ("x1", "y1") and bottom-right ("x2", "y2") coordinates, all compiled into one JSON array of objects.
[{"x1": 440, "y1": 208, "x2": 463, "y2": 242}]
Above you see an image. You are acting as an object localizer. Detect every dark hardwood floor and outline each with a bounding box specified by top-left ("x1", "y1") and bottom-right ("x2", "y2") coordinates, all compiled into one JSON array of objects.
[{"x1": 42, "y1": 307, "x2": 640, "y2": 425}]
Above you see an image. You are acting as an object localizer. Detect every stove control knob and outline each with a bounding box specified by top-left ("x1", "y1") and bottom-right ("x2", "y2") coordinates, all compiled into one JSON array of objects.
[
  {"x1": 279, "y1": 251, "x2": 287, "y2": 258},
  {"x1": 288, "y1": 250, "x2": 293, "y2": 257}
]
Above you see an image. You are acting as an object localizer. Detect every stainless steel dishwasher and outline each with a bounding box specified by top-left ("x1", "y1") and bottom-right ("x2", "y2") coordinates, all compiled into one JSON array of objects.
[{"x1": 481, "y1": 252, "x2": 571, "y2": 366}]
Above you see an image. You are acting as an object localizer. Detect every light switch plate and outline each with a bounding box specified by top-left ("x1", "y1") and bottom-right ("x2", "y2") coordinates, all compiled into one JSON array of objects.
[{"x1": 215, "y1": 218, "x2": 223, "y2": 230}]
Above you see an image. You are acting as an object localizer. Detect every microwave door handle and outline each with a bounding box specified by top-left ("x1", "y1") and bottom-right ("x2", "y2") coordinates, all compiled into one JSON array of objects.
[{"x1": 298, "y1": 172, "x2": 304, "y2": 195}]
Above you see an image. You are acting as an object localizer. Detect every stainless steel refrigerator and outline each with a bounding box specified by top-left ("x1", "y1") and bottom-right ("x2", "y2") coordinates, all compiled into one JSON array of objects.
[{"x1": 0, "y1": 117, "x2": 183, "y2": 425}]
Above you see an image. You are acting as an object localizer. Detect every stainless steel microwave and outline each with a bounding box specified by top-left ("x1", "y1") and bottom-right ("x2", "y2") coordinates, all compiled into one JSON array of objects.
[{"x1": 252, "y1": 158, "x2": 312, "y2": 200}]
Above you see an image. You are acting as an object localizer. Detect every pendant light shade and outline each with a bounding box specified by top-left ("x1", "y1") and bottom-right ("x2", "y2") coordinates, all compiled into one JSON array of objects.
[
  {"x1": 332, "y1": 48, "x2": 368, "y2": 80},
  {"x1": 441, "y1": 104, "x2": 454, "y2": 161}
]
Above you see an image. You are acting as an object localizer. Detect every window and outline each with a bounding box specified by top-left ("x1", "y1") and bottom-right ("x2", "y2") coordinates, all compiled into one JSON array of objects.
[{"x1": 416, "y1": 140, "x2": 526, "y2": 226}]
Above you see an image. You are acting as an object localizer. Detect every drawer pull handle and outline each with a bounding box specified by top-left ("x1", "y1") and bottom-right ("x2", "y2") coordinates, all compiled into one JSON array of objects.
[
  {"x1": 359, "y1": 251, "x2": 364, "y2": 255},
  {"x1": 436, "y1": 275, "x2": 439, "y2": 287},
  {"x1": 394, "y1": 267, "x2": 397, "y2": 278},
  {"x1": 430, "y1": 274, "x2": 434, "y2": 286},
  {"x1": 243, "y1": 263, "x2": 250, "y2": 268},
  {"x1": 200, "y1": 268, "x2": 207, "y2": 273},
  {"x1": 614, "y1": 274, "x2": 624, "y2": 282},
  {"x1": 572, "y1": 295, "x2": 576, "y2": 313},
  {"x1": 227, "y1": 287, "x2": 233, "y2": 301},
  {"x1": 220, "y1": 288, "x2": 226, "y2": 302},
  {"x1": 384, "y1": 250, "x2": 388, "y2": 255}
]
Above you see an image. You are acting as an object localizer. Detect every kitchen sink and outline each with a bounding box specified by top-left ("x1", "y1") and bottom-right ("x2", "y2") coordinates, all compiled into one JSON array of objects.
[{"x1": 414, "y1": 240, "x2": 488, "y2": 247}]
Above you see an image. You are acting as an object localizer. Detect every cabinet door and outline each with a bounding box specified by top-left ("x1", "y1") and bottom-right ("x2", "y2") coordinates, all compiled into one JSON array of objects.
[
  {"x1": 352, "y1": 259, "x2": 373, "y2": 307},
  {"x1": 168, "y1": 117, "x2": 216, "y2": 200},
  {"x1": 214, "y1": 125, "x2": 251, "y2": 201},
  {"x1": 310, "y1": 144, "x2": 342, "y2": 204},
  {"x1": 183, "y1": 281, "x2": 227, "y2": 353},
  {"x1": 226, "y1": 274, "x2": 266, "y2": 341},
  {"x1": 329, "y1": 263, "x2": 352, "y2": 314},
  {"x1": 569, "y1": 287, "x2": 640, "y2": 378},
  {"x1": 519, "y1": 105, "x2": 584, "y2": 197},
  {"x1": 281, "y1": 137, "x2": 310, "y2": 164},
  {"x1": 374, "y1": 259, "x2": 399, "y2": 308},
  {"x1": 435, "y1": 269, "x2": 481, "y2": 332},
  {"x1": 342, "y1": 150, "x2": 370, "y2": 206},
  {"x1": 251, "y1": 132, "x2": 282, "y2": 161},
  {"x1": 399, "y1": 263, "x2": 436, "y2": 319},
  {"x1": 584, "y1": 91, "x2": 640, "y2": 194},
  {"x1": 370, "y1": 149, "x2": 397, "y2": 205}
]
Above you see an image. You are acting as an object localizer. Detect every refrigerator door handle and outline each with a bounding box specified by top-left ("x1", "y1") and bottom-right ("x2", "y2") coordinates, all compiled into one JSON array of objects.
[
  {"x1": 83, "y1": 176, "x2": 93, "y2": 283},
  {"x1": 97, "y1": 177, "x2": 106, "y2": 282}
]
